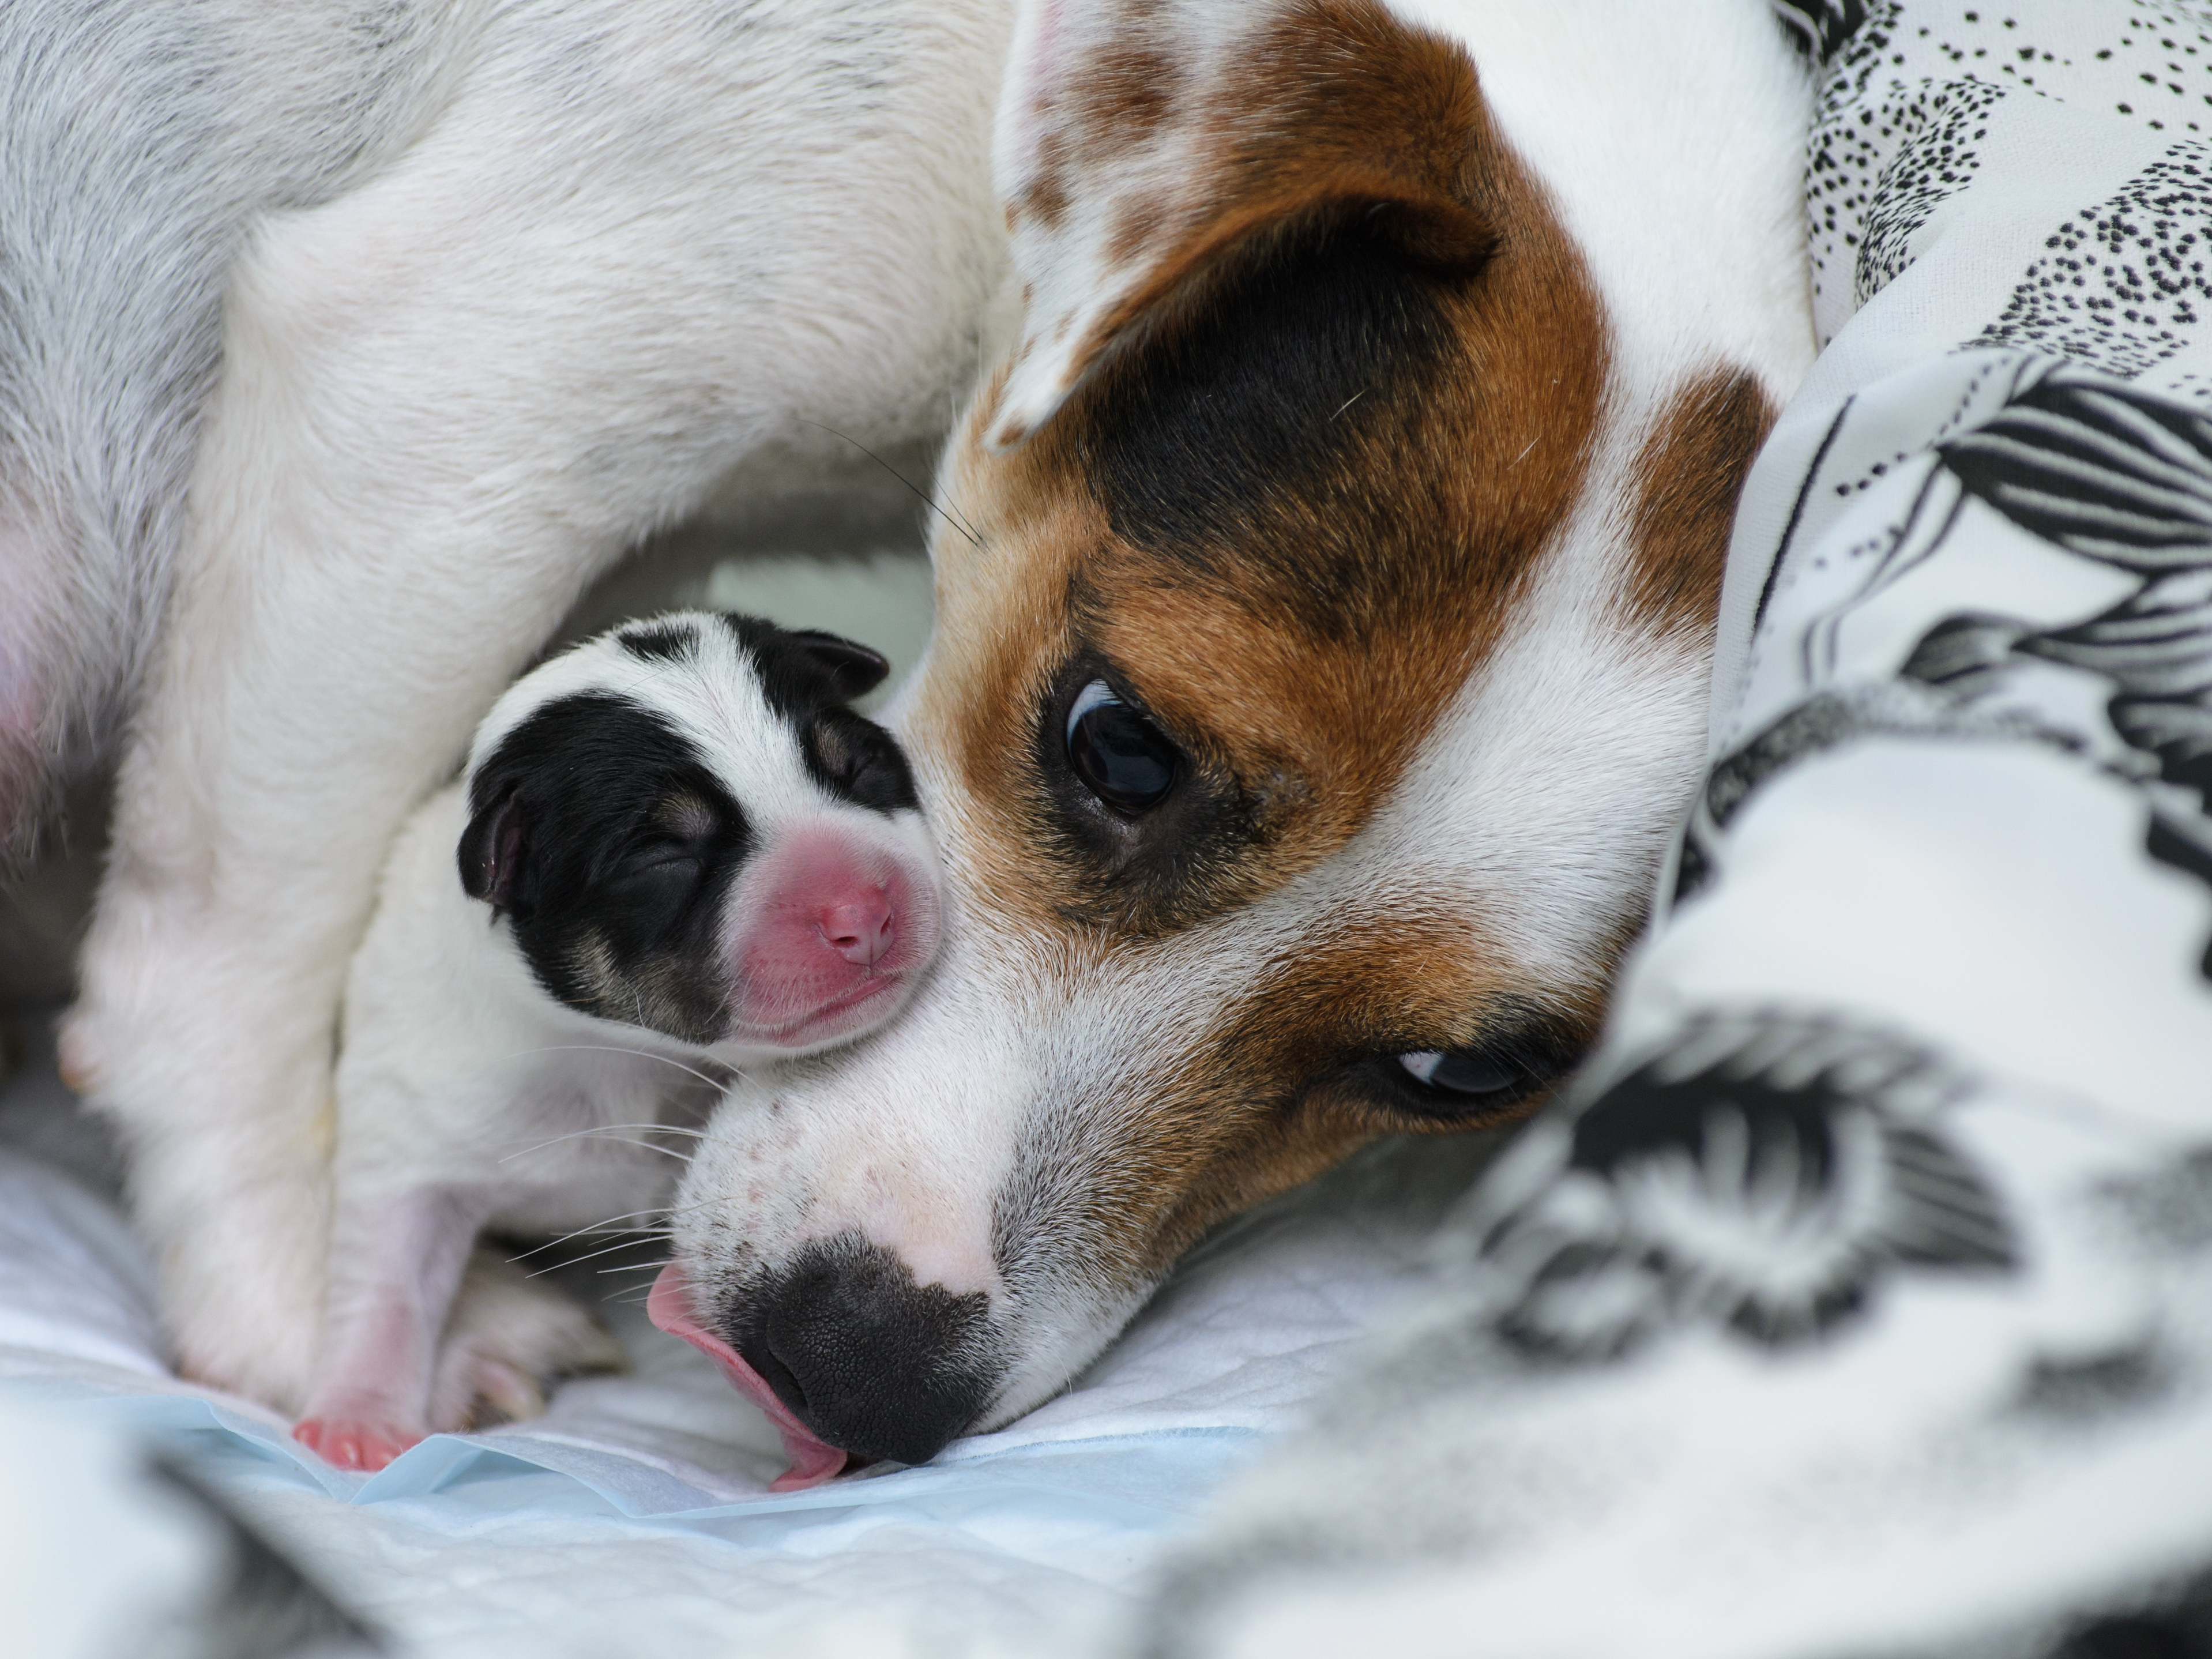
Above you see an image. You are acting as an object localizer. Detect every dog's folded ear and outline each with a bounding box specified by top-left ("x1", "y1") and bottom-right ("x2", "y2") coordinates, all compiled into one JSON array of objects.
[
  {"x1": 787, "y1": 630, "x2": 892, "y2": 702},
  {"x1": 986, "y1": 0, "x2": 1491, "y2": 450},
  {"x1": 457, "y1": 788, "x2": 527, "y2": 914}
]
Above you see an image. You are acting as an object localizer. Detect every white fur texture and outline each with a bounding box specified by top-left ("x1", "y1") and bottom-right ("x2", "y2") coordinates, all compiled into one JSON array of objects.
[
  {"x1": 309, "y1": 616, "x2": 939, "y2": 1454},
  {"x1": 52, "y1": 0, "x2": 1010, "y2": 1409},
  {"x1": 0, "y1": 0, "x2": 461, "y2": 850}
]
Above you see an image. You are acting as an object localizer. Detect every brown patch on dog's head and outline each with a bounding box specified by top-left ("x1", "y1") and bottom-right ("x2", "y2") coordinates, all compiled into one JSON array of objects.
[
  {"x1": 1065, "y1": 1, "x2": 1494, "y2": 381},
  {"x1": 923, "y1": 0, "x2": 1607, "y2": 943},
  {"x1": 1005, "y1": 6, "x2": 1187, "y2": 240},
  {"x1": 1627, "y1": 368, "x2": 1777, "y2": 639},
  {"x1": 993, "y1": 0, "x2": 1510, "y2": 450}
]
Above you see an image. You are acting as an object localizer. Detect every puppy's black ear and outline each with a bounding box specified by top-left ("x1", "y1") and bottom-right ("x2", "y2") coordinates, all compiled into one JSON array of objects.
[
  {"x1": 788, "y1": 630, "x2": 891, "y2": 702},
  {"x1": 457, "y1": 789, "x2": 526, "y2": 912}
]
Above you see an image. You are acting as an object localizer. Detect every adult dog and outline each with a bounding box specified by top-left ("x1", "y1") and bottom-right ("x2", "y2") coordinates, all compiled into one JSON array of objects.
[{"x1": 22, "y1": 0, "x2": 1813, "y2": 1449}]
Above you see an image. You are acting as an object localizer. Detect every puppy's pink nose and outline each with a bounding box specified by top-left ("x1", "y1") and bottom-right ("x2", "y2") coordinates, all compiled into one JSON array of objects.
[{"x1": 819, "y1": 890, "x2": 894, "y2": 966}]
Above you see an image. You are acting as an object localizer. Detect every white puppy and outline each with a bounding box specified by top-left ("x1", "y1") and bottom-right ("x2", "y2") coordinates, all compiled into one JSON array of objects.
[{"x1": 294, "y1": 611, "x2": 940, "y2": 1471}]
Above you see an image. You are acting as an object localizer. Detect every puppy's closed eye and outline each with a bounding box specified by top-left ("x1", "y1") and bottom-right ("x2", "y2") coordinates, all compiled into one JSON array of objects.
[
  {"x1": 599, "y1": 795, "x2": 723, "y2": 936},
  {"x1": 605, "y1": 842, "x2": 705, "y2": 935}
]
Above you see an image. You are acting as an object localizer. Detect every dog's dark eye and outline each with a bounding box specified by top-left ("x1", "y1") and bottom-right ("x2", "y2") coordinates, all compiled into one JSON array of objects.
[
  {"x1": 1400, "y1": 1049, "x2": 1517, "y2": 1094},
  {"x1": 1368, "y1": 1046, "x2": 1531, "y2": 1121},
  {"x1": 1065, "y1": 680, "x2": 1178, "y2": 815}
]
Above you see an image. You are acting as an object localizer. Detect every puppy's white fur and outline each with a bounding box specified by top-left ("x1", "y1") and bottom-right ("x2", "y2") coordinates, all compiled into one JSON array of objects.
[
  {"x1": 47, "y1": 0, "x2": 1011, "y2": 1410},
  {"x1": 304, "y1": 615, "x2": 937, "y2": 1465}
]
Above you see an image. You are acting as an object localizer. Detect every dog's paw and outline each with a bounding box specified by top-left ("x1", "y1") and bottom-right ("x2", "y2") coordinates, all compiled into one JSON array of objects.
[
  {"x1": 292, "y1": 1416, "x2": 420, "y2": 1473},
  {"x1": 426, "y1": 1248, "x2": 625, "y2": 1432}
]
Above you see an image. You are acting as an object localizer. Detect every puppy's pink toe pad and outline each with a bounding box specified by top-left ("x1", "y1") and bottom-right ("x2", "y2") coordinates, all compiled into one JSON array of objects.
[{"x1": 294, "y1": 1417, "x2": 418, "y2": 1472}]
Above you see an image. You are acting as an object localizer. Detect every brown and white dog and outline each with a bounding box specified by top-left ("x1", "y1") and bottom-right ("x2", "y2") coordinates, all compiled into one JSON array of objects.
[
  {"x1": 35, "y1": 0, "x2": 1810, "y2": 1458},
  {"x1": 660, "y1": 1, "x2": 1817, "y2": 1466}
]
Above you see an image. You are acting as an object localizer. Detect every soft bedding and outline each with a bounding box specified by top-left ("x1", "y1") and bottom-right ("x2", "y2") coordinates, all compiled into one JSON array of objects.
[
  {"x1": 0, "y1": 1020, "x2": 1504, "y2": 1658},
  {"x1": 1143, "y1": 4, "x2": 2212, "y2": 1656}
]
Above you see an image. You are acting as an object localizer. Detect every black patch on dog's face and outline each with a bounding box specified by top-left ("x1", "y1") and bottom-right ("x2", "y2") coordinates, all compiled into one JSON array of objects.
[
  {"x1": 618, "y1": 622, "x2": 697, "y2": 664},
  {"x1": 461, "y1": 693, "x2": 753, "y2": 1043},
  {"x1": 803, "y1": 708, "x2": 921, "y2": 815},
  {"x1": 1084, "y1": 220, "x2": 1462, "y2": 601},
  {"x1": 719, "y1": 616, "x2": 886, "y2": 711}
]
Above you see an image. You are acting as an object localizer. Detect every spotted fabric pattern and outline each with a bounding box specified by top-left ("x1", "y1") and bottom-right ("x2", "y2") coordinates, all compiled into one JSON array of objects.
[
  {"x1": 1974, "y1": 145, "x2": 2212, "y2": 374},
  {"x1": 1855, "y1": 78, "x2": 2007, "y2": 307},
  {"x1": 1806, "y1": 0, "x2": 2212, "y2": 352}
]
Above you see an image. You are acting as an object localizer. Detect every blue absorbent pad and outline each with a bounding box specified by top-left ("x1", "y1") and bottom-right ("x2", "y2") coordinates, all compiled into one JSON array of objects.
[{"x1": 0, "y1": 1056, "x2": 1497, "y2": 1658}]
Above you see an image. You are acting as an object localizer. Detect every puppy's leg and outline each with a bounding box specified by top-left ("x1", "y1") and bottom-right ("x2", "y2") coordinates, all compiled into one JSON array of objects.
[
  {"x1": 298, "y1": 1205, "x2": 618, "y2": 1471},
  {"x1": 63, "y1": 183, "x2": 698, "y2": 1407},
  {"x1": 426, "y1": 1250, "x2": 625, "y2": 1435},
  {"x1": 62, "y1": 259, "x2": 631, "y2": 1409},
  {"x1": 296, "y1": 1186, "x2": 489, "y2": 1471}
]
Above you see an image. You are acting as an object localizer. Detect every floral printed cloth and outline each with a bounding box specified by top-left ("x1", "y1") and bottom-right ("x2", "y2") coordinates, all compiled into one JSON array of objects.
[{"x1": 1142, "y1": 6, "x2": 2212, "y2": 1657}]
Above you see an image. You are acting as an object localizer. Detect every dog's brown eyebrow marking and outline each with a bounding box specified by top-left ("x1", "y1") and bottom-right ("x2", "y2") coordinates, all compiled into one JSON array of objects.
[
  {"x1": 1627, "y1": 367, "x2": 1778, "y2": 640},
  {"x1": 654, "y1": 792, "x2": 717, "y2": 838}
]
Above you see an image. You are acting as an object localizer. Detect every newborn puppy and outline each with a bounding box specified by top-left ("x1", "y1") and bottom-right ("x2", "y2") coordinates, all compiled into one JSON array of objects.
[{"x1": 294, "y1": 611, "x2": 939, "y2": 1470}]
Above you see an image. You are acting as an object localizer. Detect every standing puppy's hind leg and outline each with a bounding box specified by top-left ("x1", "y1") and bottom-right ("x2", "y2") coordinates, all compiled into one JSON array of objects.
[
  {"x1": 427, "y1": 1250, "x2": 626, "y2": 1435},
  {"x1": 299, "y1": 1228, "x2": 619, "y2": 1472},
  {"x1": 296, "y1": 1187, "x2": 488, "y2": 1471}
]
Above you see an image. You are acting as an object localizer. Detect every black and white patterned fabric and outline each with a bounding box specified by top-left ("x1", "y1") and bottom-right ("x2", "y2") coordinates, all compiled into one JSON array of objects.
[{"x1": 1139, "y1": 6, "x2": 2212, "y2": 1657}]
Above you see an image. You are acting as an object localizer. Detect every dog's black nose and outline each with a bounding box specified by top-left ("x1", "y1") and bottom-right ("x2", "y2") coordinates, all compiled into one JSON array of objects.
[{"x1": 732, "y1": 1235, "x2": 1003, "y2": 1466}]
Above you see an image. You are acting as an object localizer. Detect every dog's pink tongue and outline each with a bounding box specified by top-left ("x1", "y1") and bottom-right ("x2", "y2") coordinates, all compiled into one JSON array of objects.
[{"x1": 648, "y1": 1263, "x2": 847, "y2": 1492}]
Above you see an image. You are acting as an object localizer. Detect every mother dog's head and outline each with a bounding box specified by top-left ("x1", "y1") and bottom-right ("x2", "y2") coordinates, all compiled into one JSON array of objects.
[{"x1": 669, "y1": 0, "x2": 1813, "y2": 1466}]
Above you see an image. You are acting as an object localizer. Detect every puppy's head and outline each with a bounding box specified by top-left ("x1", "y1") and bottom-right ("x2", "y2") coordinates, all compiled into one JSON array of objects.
[
  {"x1": 458, "y1": 611, "x2": 939, "y2": 1054},
  {"x1": 665, "y1": 0, "x2": 1814, "y2": 1472}
]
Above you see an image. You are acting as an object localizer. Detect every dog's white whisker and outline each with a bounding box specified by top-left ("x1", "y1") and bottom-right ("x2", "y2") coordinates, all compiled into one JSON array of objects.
[
  {"x1": 496, "y1": 1127, "x2": 693, "y2": 1165},
  {"x1": 796, "y1": 417, "x2": 983, "y2": 551},
  {"x1": 509, "y1": 1209, "x2": 677, "y2": 1258},
  {"x1": 486, "y1": 1044, "x2": 730, "y2": 1093},
  {"x1": 523, "y1": 1235, "x2": 674, "y2": 1278}
]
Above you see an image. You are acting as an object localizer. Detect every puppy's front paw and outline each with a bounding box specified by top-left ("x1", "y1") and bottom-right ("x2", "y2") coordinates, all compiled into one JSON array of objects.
[
  {"x1": 427, "y1": 1248, "x2": 625, "y2": 1432},
  {"x1": 293, "y1": 1416, "x2": 420, "y2": 1472}
]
